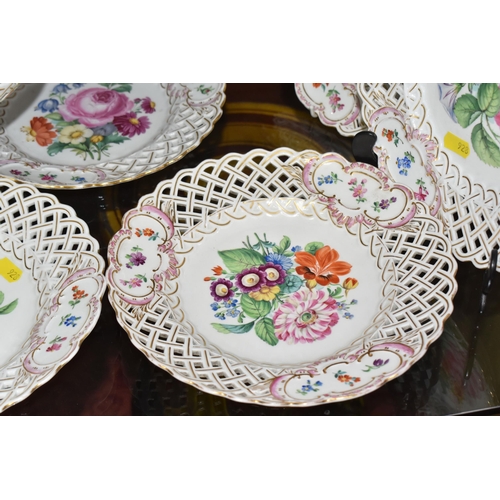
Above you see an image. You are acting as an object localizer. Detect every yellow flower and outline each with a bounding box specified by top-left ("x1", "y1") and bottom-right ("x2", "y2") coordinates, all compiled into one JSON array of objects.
[
  {"x1": 342, "y1": 277, "x2": 359, "y2": 296},
  {"x1": 21, "y1": 125, "x2": 36, "y2": 142},
  {"x1": 59, "y1": 124, "x2": 93, "y2": 145},
  {"x1": 249, "y1": 285, "x2": 280, "y2": 302},
  {"x1": 90, "y1": 135, "x2": 104, "y2": 143}
]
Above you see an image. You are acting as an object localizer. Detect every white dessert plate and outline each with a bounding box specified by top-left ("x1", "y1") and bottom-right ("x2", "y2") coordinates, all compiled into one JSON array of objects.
[
  {"x1": 106, "y1": 148, "x2": 457, "y2": 406},
  {"x1": 0, "y1": 83, "x2": 225, "y2": 189},
  {"x1": 0, "y1": 178, "x2": 106, "y2": 413}
]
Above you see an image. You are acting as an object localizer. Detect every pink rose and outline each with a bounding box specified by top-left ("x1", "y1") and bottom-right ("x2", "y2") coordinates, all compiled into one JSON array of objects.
[{"x1": 59, "y1": 87, "x2": 134, "y2": 128}]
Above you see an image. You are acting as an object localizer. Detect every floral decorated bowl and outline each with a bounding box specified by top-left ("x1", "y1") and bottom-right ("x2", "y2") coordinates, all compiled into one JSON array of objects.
[
  {"x1": 0, "y1": 83, "x2": 225, "y2": 189},
  {"x1": 106, "y1": 148, "x2": 458, "y2": 407},
  {"x1": 0, "y1": 178, "x2": 106, "y2": 412}
]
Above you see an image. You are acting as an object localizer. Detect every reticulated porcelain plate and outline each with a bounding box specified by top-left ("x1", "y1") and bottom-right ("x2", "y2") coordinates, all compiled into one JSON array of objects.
[
  {"x1": 0, "y1": 178, "x2": 106, "y2": 413},
  {"x1": 404, "y1": 83, "x2": 500, "y2": 271},
  {"x1": 0, "y1": 83, "x2": 225, "y2": 189},
  {"x1": 294, "y1": 83, "x2": 366, "y2": 137},
  {"x1": 106, "y1": 148, "x2": 457, "y2": 406}
]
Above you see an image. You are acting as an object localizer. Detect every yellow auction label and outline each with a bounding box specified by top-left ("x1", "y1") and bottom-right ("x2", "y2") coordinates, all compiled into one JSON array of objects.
[
  {"x1": 444, "y1": 132, "x2": 470, "y2": 159},
  {"x1": 0, "y1": 257, "x2": 23, "y2": 283}
]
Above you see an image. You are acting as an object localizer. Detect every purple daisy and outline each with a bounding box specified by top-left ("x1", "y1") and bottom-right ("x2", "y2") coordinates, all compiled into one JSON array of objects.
[
  {"x1": 379, "y1": 199, "x2": 390, "y2": 210},
  {"x1": 258, "y1": 263, "x2": 286, "y2": 286},
  {"x1": 129, "y1": 252, "x2": 147, "y2": 266},
  {"x1": 113, "y1": 112, "x2": 150, "y2": 137},
  {"x1": 235, "y1": 268, "x2": 266, "y2": 293},
  {"x1": 141, "y1": 97, "x2": 156, "y2": 114},
  {"x1": 210, "y1": 278, "x2": 235, "y2": 302}
]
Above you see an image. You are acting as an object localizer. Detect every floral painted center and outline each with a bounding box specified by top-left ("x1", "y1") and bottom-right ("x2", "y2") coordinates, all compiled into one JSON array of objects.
[
  {"x1": 20, "y1": 83, "x2": 157, "y2": 162},
  {"x1": 204, "y1": 234, "x2": 360, "y2": 347}
]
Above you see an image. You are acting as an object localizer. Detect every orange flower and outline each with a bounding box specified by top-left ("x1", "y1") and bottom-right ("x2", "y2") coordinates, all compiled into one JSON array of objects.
[
  {"x1": 386, "y1": 130, "x2": 394, "y2": 141},
  {"x1": 143, "y1": 228, "x2": 154, "y2": 237},
  {"x1": 342, "y1": 277, "x2": 359, "y2": 296},
  {"x1": 22, "y1": 117, "x2": 57, "y2": 146},
  {"x1": 212, "y1": 265, "x2": 223, "y2": 276},
  {"x1": 203, "y1": 277, "x2": 212, "y2": 281},
  {"x1": 73, "y1": 289, "x2": 87, "y2": 300},
  {"x1": 295, "y1": 246, "x2": 352, "y2": 288},
  {"x1": 338, "y1": 375, "x2": 351, "y2": 383},
  {"x1": 312, "y1": 83, "x2": 321, "y2": 88}
]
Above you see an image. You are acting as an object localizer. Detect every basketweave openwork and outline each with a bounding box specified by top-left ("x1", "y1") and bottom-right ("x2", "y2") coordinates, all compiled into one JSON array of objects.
[
  {"x1": 0, "y1": 178, "x2": 105, "y2": 413},
  {"x1": 0, "y1": 83, "x2": 225, "y2": 189},
  {"x1": 107, "y1": 148, "x2": 457, "y2": 406}
]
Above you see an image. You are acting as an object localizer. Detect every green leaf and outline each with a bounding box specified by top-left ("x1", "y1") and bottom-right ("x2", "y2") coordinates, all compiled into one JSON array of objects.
[
  {"x1": 279, "y1": 274, "x2": 303, "y2": 294},
  {"x1": 99, "y1": 83, "x2": 131, "y2": 91},
  {"x1": 211, "y1": 321, "x2": 255, "y2": 334},
  {"x1": 477, "y1": 83, "x2": 500, "y2": 117},
  {"x1": 69, "y1": 143, "x2": 89, "y2": 152},
  {"x1": 218, "y1": 248, "x2": 266, "y2": 273},
  {"x1": 45, "y1": 112, "x2": 63, "y2": 121},
  {"x1": 0, "y1": 298, "x2": 18, "y2": 314},
  {"x1": 102, "y1": 133, "x2": 128, "y2": 145},
  {"x1": 328, "y1": 286, "x2": 343, "y2": 298},
  {"x1": 0, "y1": 291, "x2": 3, "y2": 305},
  {"x1": 47, "y1": 141, "x2": 69, "y2": 156},
  {"x1": 55, "y1": 120, "x2": 79, "y2": 129},
  {"x1": 254, "y1": 318, "x2": 278, "y2": 346},
  {"x1": 240, "y1": 294, "x2": 271, "y2": 319},
  {"x1": 304, "y1": 242, "x2": 324, "y2": 255},
  {"x1": 471, "y1": 123, "x2": 500, "y2": 167},
  {"x1": 277, "y1": 236, "x2": 291, "y2": 253},
  {"x1": 454, "y1": 94, "x2": 482, "y2": 128}
]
